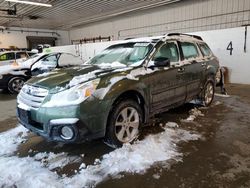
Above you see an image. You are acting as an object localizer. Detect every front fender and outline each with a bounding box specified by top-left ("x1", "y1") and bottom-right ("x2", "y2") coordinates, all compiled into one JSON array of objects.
[{"x1": 93, "y1": 75, "x2": 148, "y2": 105}]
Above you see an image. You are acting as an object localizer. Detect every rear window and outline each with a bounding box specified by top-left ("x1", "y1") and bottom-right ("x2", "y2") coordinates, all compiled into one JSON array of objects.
[
  {"x1": 199, "y1": 43, "x2": 212, "y2": 57},
  {"x1": 180, "y1": 42, "x2": 199, "y2": 59}
]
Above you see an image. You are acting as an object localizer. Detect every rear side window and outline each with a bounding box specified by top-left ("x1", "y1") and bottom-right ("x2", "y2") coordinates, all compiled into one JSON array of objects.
[
  {"x1": 153, "y1": 42, "x2": 179, "y2": 62},
  {"x1": 199, "y1": 43, "x2": 212, "y2": 57},
  {"x1": 180, "y1": 42, "x2": 199, "y2": 59},
  {"x1": 0, "y1": 52, "x2": 15, "y2": 61}
]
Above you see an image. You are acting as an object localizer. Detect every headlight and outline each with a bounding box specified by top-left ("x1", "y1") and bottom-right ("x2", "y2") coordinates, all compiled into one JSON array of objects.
[{"x1": 42, "y1": 79, "x2": 100, "y2": 107}]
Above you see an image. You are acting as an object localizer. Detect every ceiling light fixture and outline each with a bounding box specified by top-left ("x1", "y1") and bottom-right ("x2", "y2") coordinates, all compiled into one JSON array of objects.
[{"x1": 5, "y1": 0, "x2": 52, "y2": 7}]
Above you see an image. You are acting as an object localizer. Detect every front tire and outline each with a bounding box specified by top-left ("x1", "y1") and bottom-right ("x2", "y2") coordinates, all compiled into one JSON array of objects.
[
  {"x1": 201, "y1": 80, "x2": 215, "y2": 106},
  {"x1": 104, "y1": 100, "x2": 143, "y2": 148},
  {"x1": 8, "y1": 77, "x2": 25, "y2": 94}
]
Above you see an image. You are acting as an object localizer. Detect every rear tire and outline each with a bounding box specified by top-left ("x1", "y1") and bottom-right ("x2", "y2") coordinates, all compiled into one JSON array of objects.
[
  {"x1": 201, "y1": 80, "x2": 215, "y2": 106},
  {"x1": 104, "y1": 99, "x2": 143, "y2": 148},
  {"x1": 8, "y1": 77, "x2": 25, "y2": 94}
]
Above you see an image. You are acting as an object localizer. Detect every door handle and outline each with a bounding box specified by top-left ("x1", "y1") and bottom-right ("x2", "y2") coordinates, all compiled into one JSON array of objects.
[{"x1": 178, "y1": 67, "x2": 185, "y2": 73}]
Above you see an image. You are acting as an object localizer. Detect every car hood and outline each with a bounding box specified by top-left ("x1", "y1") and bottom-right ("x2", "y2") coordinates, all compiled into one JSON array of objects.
[{"x1": 27, "y1": 65, "x2": 130, "y2": 91}]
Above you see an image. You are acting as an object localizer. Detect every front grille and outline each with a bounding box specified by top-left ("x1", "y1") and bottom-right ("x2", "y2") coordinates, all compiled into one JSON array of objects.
[{"x1": 17, "y1": 85, "x2": 48, "y2": 110}]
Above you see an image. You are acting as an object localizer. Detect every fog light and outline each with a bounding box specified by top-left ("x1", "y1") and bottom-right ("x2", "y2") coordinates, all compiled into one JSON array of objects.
[{"x1": 60, "y1": 126, "x2": 74, "y2": 140}]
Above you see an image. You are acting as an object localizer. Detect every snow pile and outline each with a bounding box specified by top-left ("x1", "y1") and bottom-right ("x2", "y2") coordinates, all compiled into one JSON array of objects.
[
  {"x1": 215, "y1": 93, "x2": 230, "y2": 98},
  {"x1": 0, "y1": 125, "x2": 28, "y2": 156},
  {"x1": 183, "y1": 108, "x2": 204, "y2": 122},
  {"x1": 0, "y1": 156, "x2": 61, "y2": 188},
  {"x1": 214, "y1": 101, "x2": 222, "y2": 106},
  {"x1": 63, "y1": 128, "x2": 200, "y2": 187},
  {"x1": 165, "y1": 122, "x2": 179, "y2": 128},
  {"x1": 152, "y1": 173, "x2": 161, "y2": 179},
  {"x1": 0, "y1": 125, "x2": 200, "y2": 188},
  {"x1": 34, "y1": 152, "x2": 81, "y2": 170}
]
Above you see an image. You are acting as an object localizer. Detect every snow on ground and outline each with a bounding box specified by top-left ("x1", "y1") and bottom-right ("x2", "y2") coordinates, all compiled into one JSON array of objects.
[
  {"x1": 34, "y1": 152, "x2": 81, "y2": 170},
  {"x1": 0, "y1": 125, "x2": 28, "y2": 156},
  {"x1": 165, "y1": 122, "x2": 179, "y2": 128},
  {"x1": 0, "y1": 156, "x2": 62, "y2": 188},
  {"x1": 182, "y1": 108, "x2": 204, "y2": 122},
  {"x1": 215, "y1": 93, "x2": 230, "y2": 98},
  {"x1": 0, "y1": 124, "x2": 200, "y2": 188}
]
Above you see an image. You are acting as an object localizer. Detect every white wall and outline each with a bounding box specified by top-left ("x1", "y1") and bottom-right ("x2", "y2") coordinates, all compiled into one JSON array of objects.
[
  {"x1": 0, "y1": 27, "x2": 70, "y2": 48},
  {"x1": 51, "y1": 26, "x2": 250, "y2": 85},
  {"x1": 69, "y1": 0, "x2": 250, "y2": 41},
  {"x1": 49, "y1": 40, "x2": 120, "y2": 61},
  {"x1": 192, "y1": 27, "x2": 250, "y2": 84}
]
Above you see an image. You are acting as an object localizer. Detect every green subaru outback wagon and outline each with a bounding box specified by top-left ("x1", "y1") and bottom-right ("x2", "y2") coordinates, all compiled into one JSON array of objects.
[{"x1": 17, "y1": 33, "x2": 219, "y2": 147}]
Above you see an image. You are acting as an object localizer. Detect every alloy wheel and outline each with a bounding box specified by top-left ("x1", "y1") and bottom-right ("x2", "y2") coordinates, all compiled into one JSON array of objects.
[
  {"x1": 11, "y1": 78, "x2": 25, "y2": 93},
  {"x1": 115, "y1": 107, "x2": 139, "y2": 143},
  {"x1": 204, "y1": 82, "x2": 214, "y2": 105}
]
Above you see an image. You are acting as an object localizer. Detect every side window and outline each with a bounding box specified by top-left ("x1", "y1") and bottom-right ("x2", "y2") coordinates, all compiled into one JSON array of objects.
[
  {"x1": 41, "y1": 55, "x2": 58, "y2": 67},
  {"x1": 199, "y1": 43, "x2": 212, "y2": 57},
  {"x1": 180, "y1": 42, "x2": 199, "y2": 59},
  {"x1": 16, "y1": 52, "x2": 28, "y2": 59},
  {"x1": 0, "y1": 53, "x2": 15, "y2": 61},
  {"x1": 153, "y1": 42, "x2": 179, "y2": 62}
]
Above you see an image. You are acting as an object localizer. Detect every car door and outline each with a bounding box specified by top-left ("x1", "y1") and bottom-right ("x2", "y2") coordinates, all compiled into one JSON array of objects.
[
  {"x1": 147, "y1": 41, "x2": 186, "y2": 114},
  {"x1": 178, "y1": 41, "x2": 204, "y2": 101}
]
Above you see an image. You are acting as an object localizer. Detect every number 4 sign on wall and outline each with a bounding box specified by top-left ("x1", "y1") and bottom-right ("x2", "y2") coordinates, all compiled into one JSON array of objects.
[{"x1": 227, "y1": 41, "x2": 233, "y2": 55}]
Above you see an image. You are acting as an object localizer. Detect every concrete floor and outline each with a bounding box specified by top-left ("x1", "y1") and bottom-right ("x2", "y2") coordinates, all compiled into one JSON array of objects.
[{"x1": 0, "y1": 84, "x2": 250, "y2": 188}]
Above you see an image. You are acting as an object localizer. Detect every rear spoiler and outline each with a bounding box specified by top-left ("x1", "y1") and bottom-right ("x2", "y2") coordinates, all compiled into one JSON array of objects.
[{"x1": 167, "y1": 33, "x2": 203, "y2": 41}]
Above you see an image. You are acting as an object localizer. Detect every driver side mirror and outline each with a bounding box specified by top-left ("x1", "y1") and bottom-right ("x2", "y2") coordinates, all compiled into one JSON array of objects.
[{"x1": 154, "y1": 57, "x2": 170, "y2": 67}]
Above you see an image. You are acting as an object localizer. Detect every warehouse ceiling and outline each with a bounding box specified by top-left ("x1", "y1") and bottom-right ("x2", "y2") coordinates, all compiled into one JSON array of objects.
[{"x1": 0, "y1": 0, "x2": 180, "y2": 30}]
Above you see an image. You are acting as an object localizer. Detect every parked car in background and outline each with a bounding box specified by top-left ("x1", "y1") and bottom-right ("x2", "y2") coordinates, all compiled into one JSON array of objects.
[
  {"x1": 0, "y1": 51, "x2": 37, "y2": 66},
  {"x1": 17, "y1": 33, "x2": 220, "y2": 148},
  {"x1": 0, "y1": 52, "x2": 83, "y2": 93}
]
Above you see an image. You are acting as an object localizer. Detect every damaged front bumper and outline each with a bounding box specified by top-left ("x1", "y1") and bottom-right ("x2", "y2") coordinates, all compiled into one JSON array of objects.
[{"x1": 17, "y1": 103, "x2": 107, "y2": 143}]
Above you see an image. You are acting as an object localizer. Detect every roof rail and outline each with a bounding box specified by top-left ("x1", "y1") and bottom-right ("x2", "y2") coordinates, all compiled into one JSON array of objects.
[
  {"x1": 124, "y1": 38, "x2": 135, "y2": 40},
  {"x1": 167, "y1": 33, "x2": 203, "y2": 41}
]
